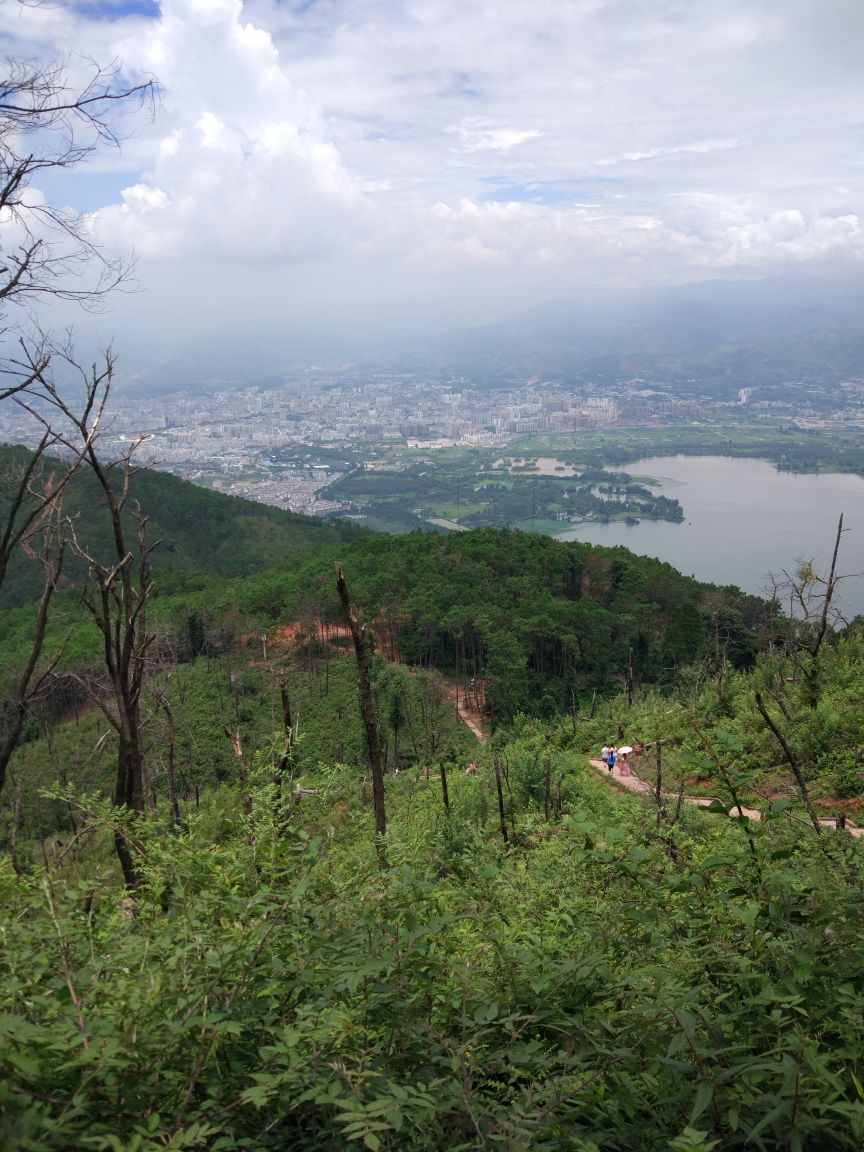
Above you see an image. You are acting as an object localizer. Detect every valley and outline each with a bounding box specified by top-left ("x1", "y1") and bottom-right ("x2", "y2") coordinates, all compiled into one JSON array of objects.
[{"x1": 4, "y1": 3, "x2": 864, "y2": 1146}]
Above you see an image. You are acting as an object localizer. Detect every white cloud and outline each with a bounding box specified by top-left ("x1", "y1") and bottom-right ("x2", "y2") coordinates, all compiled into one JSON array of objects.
[
  {"x1": 87, "y1": 0, "x2": 375, "y2": 263},
  {"x1": 450, "y1": 120, "x2": 544, "y2": 154},
  {"x1": 2, "y1": 0, "x2": 862, "y2": 340},
  {"x1": 598, "y1": 139, "x2": 742, "y2": 167}
]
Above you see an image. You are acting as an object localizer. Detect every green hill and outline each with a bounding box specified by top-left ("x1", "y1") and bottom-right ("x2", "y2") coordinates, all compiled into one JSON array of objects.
[
  {"x1": 4, "y1": 448, "x2": 864, "y2": 1150},
  {"x1": 310, "y1": 527, "x2": 772, "y2": 720},
  {"x1": 0, "y1": 443, "x2": 366, "y2": 610}
]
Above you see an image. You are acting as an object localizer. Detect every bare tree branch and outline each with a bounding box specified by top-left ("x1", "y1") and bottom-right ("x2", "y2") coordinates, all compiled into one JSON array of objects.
[
  {"x1": 754, "y1": 690, "x2": 822, "y2": 836},
  {"x1": 0, "y1": 57, "x2": 157, "y2": 316}
]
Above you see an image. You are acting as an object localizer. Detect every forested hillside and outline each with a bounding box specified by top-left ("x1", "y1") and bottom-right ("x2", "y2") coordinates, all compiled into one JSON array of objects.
[
  {"x1": 0, "y1": 443, "x2": 365, "y2": 611},
  {"x1": 326, "y1": 530, "x2": 770, "y2": 715},
  {"x1": 3, "y1": 452, "x2": 864, "y2": 1151}
]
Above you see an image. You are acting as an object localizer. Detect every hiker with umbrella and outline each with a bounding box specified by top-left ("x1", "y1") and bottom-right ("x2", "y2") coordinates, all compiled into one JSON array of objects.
[{"x1": 617, "y1": 745, "x2": 634, "y2": 777}]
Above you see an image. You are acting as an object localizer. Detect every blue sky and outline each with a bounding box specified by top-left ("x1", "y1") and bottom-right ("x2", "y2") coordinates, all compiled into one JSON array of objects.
[
  {"x1": 2, "y1": 0, "x2": 863, "y2": 351},
  {"x1": 70, "y1": 0, "x2": 160, "y2": 19}
]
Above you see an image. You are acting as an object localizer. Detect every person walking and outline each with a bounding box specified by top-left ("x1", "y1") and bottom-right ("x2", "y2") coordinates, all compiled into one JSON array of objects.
[
  {"x1": 606, "y1": 746, "x2": 617, "y2": 773},
  {"x1": 618, "y1": 752, "x2": 630, "y2": 777}
]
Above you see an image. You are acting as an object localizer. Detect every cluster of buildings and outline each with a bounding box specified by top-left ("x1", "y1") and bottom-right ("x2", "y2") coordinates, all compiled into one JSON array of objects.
[
  {"x1": 2, "y1": 362, "x2": 862, "y2": 516},
  {"x1": 91, "y1": 374, "x2": 704, "y2": 459},
  {"x1": 120, "y1": 377, "x2": 708, "y2": 513}
]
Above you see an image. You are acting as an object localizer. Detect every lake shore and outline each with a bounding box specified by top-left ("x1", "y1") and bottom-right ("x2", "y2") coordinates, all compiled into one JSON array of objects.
[{"x1": 555, "y1": 454, "x2": 864, "y2": 617}]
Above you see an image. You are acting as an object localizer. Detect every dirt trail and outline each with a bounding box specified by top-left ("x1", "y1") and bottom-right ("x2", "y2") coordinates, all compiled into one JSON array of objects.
[
  {"x1": 441, "y1": 681, "x2": 486, "y2": 743},
  {"x1": 587, "y1": 759, "x2": 862, "y2": 837},
  {"x1": 272, "y1": 618, "x2": 487, "y2": 744}
]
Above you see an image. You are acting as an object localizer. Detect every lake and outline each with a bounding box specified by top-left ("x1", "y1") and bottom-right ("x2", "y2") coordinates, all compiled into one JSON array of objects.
[{"x1": 555, "y1": 455, "x2": 864, "y2": 619}]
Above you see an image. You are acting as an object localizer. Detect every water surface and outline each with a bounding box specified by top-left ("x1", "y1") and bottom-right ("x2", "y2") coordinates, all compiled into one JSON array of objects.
[{"x1": 555, "y1": 456, "x2": 864, "y2": 618}]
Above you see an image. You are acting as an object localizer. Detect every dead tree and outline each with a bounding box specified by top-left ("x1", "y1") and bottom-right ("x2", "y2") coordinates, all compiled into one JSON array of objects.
[
  {"x1": 279, "y1": 671, "x2": 293, "y2": 736},
  {"x1": 0, "y1": 53, "x2": 155, "y2": 806},
  {"x1": 155, "y1": 692, "x2": 183, "y2": 829},
  {"x1": 0, "y1": 352, "x2": 113, "y2": 799},
  {"x1": 771, "y1": 515, "x2": 850, "y2": 703},
  {"x1": 648, "y1": 738, "x2": 676, "y2": 828},
  {"x1": 273, "y1": 670, "x2": 296, "y2": 798},
  {"x1": 755, "y1": 515, "x2": 852, "y2": 827},
  {"x1": 77, "y1": 494, "x2": 157, "y2": 888},
  {"x1": 49, "y1": 383, "x2": 160, "y2": 890},
  {"x1": 3, "y1": 352, "x2": 159, "y2": 894},
  {"x1": 0, "y1": 58, "x2": 155, "y2": 315},
  {"x1": 439, "y1": 758, "x2": 450, "y2": 815},
  {"x1": 755, "y1": 691, "x2": 821, "y2": 835},
  {"x1": 493, "y1": 756, "x2": 509, "y2": 845},
  {"x1": 492, "y1": 753, "x2": 516, "y2": 833},
  {"x1": 544, "y1": 754, "x2": 551, "y2": 821},
  {"x1": 223, "y1": 727, "x2": 253, "y2": 818},
  {"x1": 336, "y1": 565, "x2": 387, "y2": 867}
]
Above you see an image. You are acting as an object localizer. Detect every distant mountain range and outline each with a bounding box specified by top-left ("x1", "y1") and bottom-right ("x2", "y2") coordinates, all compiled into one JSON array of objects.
[
  {"x1": 121, "y1": 331, "x2": 358, "y2": 395},
  {"x1": 387, "y1": 272, "x2": 864, "y2": 393},
  {"x1": 123, "y1": 271, "x2": 864, "y2": 396}
]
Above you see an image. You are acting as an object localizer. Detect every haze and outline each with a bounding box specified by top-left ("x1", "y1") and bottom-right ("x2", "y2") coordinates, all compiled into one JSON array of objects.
[{"x1": 3, "y1": 0, "x2": 864, "y2": 372}]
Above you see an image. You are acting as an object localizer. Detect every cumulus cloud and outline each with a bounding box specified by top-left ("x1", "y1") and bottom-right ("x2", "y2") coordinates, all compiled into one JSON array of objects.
[{"x1": 89, "y1": 0, "x2": 375, "y2": 262}]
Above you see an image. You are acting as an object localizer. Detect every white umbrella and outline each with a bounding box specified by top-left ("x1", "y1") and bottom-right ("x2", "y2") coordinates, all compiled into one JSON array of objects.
[{"x1": 617, "y1": 745, "x2": 634, "y2": 755}]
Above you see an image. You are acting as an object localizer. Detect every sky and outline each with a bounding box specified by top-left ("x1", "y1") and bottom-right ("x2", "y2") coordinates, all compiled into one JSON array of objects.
[{"x1": 2, "y1": 0, "x2": 864, "y2": 362}]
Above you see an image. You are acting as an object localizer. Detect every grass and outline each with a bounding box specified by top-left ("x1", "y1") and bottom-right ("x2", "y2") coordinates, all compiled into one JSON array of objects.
[{"x1": 429, "y1": 502, "x2": 485, "y2": 519}]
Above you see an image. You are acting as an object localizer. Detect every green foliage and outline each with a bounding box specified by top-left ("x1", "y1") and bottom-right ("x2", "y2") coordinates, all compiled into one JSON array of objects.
[
  {"x1": 6, "y1": 436, "x2": 864, "y2": 1149},
  {"x1": 327, "y1": 527, "x2": 774, "y2": 722},
  {"x1": 833, "y1": 760, "x2": 864, "y2": 799},
  {"x1": 0, "y1": 444, "x2": 364, "y2": 613},
  {"x1": 4, "y1": 742, "x2": 864, "y2": 1150}
]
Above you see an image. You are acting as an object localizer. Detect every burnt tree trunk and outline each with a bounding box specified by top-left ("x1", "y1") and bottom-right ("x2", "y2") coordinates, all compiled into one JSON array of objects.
[
  {"x1": 156, "y1": 693, "x2": 182, "y2": 829},
  {"x1": 655, "y1": 739, "x2": 663, "y2": 825},
  {"x1": 494, "y1": 756, "x2": 509, "y2": 845},
  {"x1": 274, "y1": 672, "x2": 295, "y2": 799},
  {"x1": 439, "y1": 758, "x2": 450, "y2": 815},
  {"x1": 544, "y1": 754, "x2": 551, "y2": 821},
  {"x1": 336, "y1": 565, "x2": 387, "y2": 867},
  {"x1": 280, "y1": 671, "x2": 293, "y2": 735}
]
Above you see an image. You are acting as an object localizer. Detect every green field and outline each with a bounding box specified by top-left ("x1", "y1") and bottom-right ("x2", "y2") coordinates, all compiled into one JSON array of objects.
[
  {"x1": 504, "y1": 419, "x2": 864, "y2": 472},
  {"x1": 317, "y1": 419, "x2": 864, "y2": 535}
]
